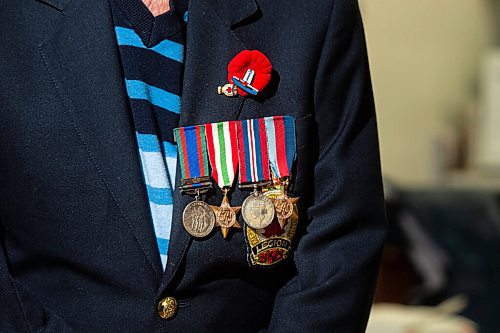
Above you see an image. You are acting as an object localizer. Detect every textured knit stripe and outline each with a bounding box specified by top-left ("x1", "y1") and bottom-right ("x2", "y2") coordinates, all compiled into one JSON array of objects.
[
  {"x1": 125, "y1": 80, "x2": 181, "y2": 114},
  {"x1": 111, "y1": 0, "x2": 186, "y2": 270},
  {"x1": 115, "y1": 27, "x2": 184, "y2": 62}
]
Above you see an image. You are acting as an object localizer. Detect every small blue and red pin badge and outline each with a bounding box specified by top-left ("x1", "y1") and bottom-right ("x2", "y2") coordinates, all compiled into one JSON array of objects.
[{"x1": 218, "y1": 50, "x2": 272, "y2": 97}]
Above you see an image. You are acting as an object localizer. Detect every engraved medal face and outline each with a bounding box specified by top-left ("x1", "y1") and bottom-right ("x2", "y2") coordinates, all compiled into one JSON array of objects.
[
  {"x1": 274, "y1": 196, "x2": 294, "y2": 221},
  {"x1": 210, "y1": 193, "x2": 241, "y2": 239},
  {"x1": 241, "y1": 192, "x2": 275, "y2": 229},
  {"x1": 183, "y1": 201, "x2": 216, "y2": 238},
  {"x1": 216, "y1": 206, "x2": 237, "y2": 228}
]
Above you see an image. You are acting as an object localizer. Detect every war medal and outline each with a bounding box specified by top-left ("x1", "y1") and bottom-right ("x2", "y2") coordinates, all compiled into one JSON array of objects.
[
  {"x1": 264, "y1": 116, "x2": 299, "y2": 228},
  {"x1": 174, "y1": 125, "x2": 215, "y2": 238},
  {"x1": 182, "y1": 192, "x2": 216, "y2": 238},
  {"x1": 272, "y1": 179, "x2": 299, "y2": 228},
  {"x1": 241, "y1": 189, "x2": 275, "y2": 229},
  {"x1": 205, "y1": 121, "x2": 241, "y2": 239},
  {"x1": 243, "y1": 116, "x2": 299, "y2": 267},
  {"x1": 245, "y1": 186, "x2": 299, "y2": 267},
  {"x1": 236, "y1": 118, "x2": 275, "y2": 229}
]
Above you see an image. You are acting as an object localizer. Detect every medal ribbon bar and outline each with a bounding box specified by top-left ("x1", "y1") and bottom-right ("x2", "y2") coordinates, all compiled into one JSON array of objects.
[
  {"x1": 204, "y1": 121, "x2": 239, "y2": 189},
  {"x1": 237, "y1": 118, "x2": 275, "y2": 229},
  {"x1": 236, "y1": 118, "x2": 271, "y2": 187},
  {"x1": 173, "y1": 125, "x2": 212, "y2": 194},
  {"x1": 264, "y1": 116, "x2": 296, "y2": 179},
  {"x1": 205, "y1": 121, "x2": 241, "y2": 239}
]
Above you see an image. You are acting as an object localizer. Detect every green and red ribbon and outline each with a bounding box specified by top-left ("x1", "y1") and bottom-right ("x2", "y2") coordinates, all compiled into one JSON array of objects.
[
  {"x1": 204, "y1": 121, "x2": 239, "y2": 189},
  {"x1": 173, "y1": 125, "x2": 212, "y2": 190},
  {"x1": 174, "y1": 116, "x2": 296, "y2": 190}
]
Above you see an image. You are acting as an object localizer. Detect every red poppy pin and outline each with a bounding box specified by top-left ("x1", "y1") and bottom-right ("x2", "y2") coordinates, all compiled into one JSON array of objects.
[{"x1": 218, "y1": 50, "x2": 272, "y2": 97}]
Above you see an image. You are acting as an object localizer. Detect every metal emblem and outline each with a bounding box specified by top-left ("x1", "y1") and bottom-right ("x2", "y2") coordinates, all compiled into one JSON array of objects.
[
  {"x1": 273, "y1": 193, "x2": 299, "y2": 228},
  {"x1": 241, "y1": 190, "x2": 275, "y2": 229},
  {"x1": 183, "y1": 200, "x2": 216, "y2": 238},
  {"x1": 274, "y1": 195, "x2": 294, "y2": 220},
  {"x1": 217, "y1": 206, "x2": 237, "y2": 228},
  {"x1": 211, "y1": 190, "x2": 241, "y2": 239},
  {"x1": 245, "y1": 189, "x2": 299, "y2": 267},
  {"x1": 157, "y1": 296, "x2": 178, "y2": 320},
  {"x1": 217, "y1": 83, "x2": 238, "y2": 97}
]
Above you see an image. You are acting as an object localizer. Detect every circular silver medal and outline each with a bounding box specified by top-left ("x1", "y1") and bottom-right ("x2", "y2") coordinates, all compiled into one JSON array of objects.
[
  {"x1": 183, "y1": 200, "x2": 216, "y2": 238},
  {"x1": 241, "y1": 192, "x2": 275, "y2": 229}
]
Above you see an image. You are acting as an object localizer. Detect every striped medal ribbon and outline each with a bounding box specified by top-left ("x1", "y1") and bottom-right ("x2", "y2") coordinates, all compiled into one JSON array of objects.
[
  {"x1": 264, "y1": 116, "x2": 296, "y2": 179},
  {"x1": 264, "y1": 116, "x2": 299, "y2": 228},
  {"x1": 205, "y1": 121, "x2": 241, "y2": 239},
  {"x1": 237, "y1": 118, "x2": 275, "y2": 230},
  {"x1": 173, "y1": 125, "x2": 215, "y2": 238}
]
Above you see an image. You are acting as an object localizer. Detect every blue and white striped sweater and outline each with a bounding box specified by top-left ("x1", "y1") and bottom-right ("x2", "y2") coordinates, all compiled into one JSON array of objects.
[{"x1": 110, "y1": 0, "x2": 188, "y2": 269}]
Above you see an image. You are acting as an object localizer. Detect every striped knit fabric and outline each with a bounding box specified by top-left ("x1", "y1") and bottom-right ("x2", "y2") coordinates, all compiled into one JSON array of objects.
[{"x1": 110, "y1": 0, "x2": 187, "y2": 269}]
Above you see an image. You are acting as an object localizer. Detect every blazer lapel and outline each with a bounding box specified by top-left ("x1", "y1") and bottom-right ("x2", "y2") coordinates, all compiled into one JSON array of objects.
[
  {"x1": 38, "y1": 0, "x2": 163, "y2": 277},
  {"x1": 159, "y1": 0, "x2": 258, "y2": 292}
]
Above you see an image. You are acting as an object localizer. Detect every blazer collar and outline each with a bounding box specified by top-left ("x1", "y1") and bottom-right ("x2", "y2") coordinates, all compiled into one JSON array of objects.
[
  {"x1": 38, "y1": 0, "x2": 164, "y2": 278},
  {"x1": 209, "y1": 0, "x2": 258, "y2": 27},
  {"x1": 36, "y1": 0, "x2": 70, "y2": 11}
]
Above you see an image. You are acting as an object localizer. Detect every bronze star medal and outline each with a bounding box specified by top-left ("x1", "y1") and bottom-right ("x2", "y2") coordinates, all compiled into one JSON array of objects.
[
  {"x1": 205, "y1": 121, "x2": 242, "y2": 239},
  {"x1": 211, "y1": 189, "x2": 241, "y2": 239},
  {"x1": 273, "y1": 191, "x2": 299, "y2": 228}
]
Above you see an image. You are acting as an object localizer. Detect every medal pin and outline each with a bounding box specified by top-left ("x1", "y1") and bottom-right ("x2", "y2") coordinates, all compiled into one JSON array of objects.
[
  {"x1": 174, "y1": 125, "x2": 215, "y2": 238},
  {"x1": 204, "y1": 121, "x2": 241, "y2": 238},
  {"x1": 271, "y1": 178, "x2": 299, "y2": 229},
  {"x1": 210, "y1": 188, "x2": 241, "y2": 239}
]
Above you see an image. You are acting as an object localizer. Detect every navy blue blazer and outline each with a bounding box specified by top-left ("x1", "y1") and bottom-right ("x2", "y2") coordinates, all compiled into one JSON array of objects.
[{"x1": 0, "y1": 0, "x2": 386, "y2": 331}]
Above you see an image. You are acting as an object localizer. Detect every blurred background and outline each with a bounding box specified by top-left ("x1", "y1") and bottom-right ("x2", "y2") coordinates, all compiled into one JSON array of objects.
[{"x1": 358, "y1": 1, "x2": 500, "y2": 332}]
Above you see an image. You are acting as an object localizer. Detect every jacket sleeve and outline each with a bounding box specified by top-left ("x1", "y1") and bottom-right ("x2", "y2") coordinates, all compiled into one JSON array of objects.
[
  {"x1": 266, "y1": 1, "x2": 386, "y2": 332},
  {"x1": 0, "y1": 232, "x2": 73, "y2": 331}
]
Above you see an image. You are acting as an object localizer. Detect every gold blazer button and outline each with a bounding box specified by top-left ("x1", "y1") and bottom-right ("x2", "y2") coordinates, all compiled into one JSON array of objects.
[{"x1": 157, "y1": 296, "x2": 178, "y2": 319}]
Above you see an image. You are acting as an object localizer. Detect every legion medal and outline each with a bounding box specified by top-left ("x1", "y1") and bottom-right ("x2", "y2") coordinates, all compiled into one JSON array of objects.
[
  {"x1": 236, "y1": 118, "x2": 275, "y2": 229},
  {"x1": 205, "y1": 121, "x2": 241, "y2": 239},
  {"x1": 264, "y1": 116, "x2": 299, "y2": 228},
  {"x1": 174, "y1": 125, "x2": 215, "y2": 238},
  {"x1": 245, "y1": 187, "x2": 299, "y2": 267}
]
